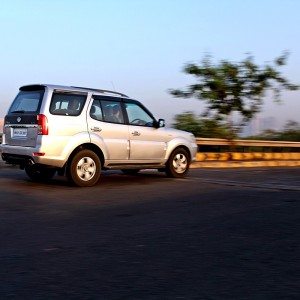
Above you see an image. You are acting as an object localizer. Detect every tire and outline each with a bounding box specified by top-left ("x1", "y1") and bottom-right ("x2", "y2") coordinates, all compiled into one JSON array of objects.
[
  {"x1": 166, "y1": 147, "x2": 190, "y2": 178},
  {"x1": 67, "y1": 150, "x2": 101, "y2": 187},
  {"x1": 121, "y1": 169, "x2": 140, "y2": 175},
  {"x1": 25, "y1": 165, "x2": 56, "y2": 182}
]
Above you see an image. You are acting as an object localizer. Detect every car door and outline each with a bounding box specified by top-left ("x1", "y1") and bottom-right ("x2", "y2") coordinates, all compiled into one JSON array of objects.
[
  {"x1": 124, "y1": 101, "x2": 167, "y2": 161},
  {"x1": 87, "y1": 97, "x2": 129, "y2": 161}
]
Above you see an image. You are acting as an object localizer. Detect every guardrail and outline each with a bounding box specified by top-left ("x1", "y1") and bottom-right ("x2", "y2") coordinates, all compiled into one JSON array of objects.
[
  {"x1": 196, "y1": 138, "x2": 300, "y2": 148},
  {"x1": 196, "y1": 138, "x2": 300, "y2": 161}
]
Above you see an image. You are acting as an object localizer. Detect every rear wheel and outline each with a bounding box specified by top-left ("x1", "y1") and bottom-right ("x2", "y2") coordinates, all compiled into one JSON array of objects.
[
  {"x1": 166, "y1": 148, "x2": 190, "y2": 178},
  {"x1": 67, "y1": 150, "x2": 101, "y2": 187},
  {"x1": 25, "y1": 165, "x2": 56, "y2": 182}
]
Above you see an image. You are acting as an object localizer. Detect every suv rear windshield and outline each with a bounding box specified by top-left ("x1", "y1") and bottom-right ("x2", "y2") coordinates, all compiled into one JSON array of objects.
[{"x1": 8, "y1": 90, "x2": 44, "y2": 114}]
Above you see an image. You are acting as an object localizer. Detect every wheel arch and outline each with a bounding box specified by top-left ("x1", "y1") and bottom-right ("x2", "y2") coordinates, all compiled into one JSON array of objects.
[
  {"x1": 66, "y1": 143, "x2": 105, "y2": 168},
  {"x1": 165, "y1": 145, "x2": 191, "y2": 178},
  {"x1": 166, "y1": 144, "x2": 192, "y2": 163}
]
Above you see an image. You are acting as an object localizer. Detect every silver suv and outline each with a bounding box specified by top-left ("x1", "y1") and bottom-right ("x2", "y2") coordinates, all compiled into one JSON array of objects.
[{"x1": 1, "y1": 84, "x2": 197, "y2": 187}]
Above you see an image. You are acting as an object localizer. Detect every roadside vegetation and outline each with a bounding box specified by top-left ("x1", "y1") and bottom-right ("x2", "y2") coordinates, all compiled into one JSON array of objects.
[
  {"x1": 173, "y1": 112, "x2": 300, "y2": 142},
  {"x1": 170, "y1": 52, "x2": 298, "y2": 141},
  {"x1": 246, "y1": 120, "x2": 300, "y2": 142},
  {"x1": 172, "y1": 112, "x2": 231, "y2": 139}
]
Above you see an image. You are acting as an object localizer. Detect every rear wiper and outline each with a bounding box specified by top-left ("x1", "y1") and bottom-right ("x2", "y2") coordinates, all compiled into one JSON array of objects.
[{"x1": 10, "y1": 110, "x2": 25, "y2": 113}]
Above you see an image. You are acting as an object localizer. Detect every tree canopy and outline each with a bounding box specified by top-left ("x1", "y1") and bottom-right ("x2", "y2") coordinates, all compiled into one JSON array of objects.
[
  {"x1": 173, "y1": 112, "x2": 231, "y2": 139},
  {"x1": 170, "y1": 53, "x2": 298, "y2": 131}
]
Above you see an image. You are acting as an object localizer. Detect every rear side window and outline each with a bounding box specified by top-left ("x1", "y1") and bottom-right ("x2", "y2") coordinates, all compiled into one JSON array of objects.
[
  {"x1": 50, "y1": 93, "x2": 86, "y2": 116},
  {"x1": 8, "y1": 90, "x2": 44, "y2": 113}
]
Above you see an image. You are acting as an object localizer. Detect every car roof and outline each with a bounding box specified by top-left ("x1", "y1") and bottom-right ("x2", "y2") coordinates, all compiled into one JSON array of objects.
[
  {"x1": 19, "y1": 84, "x2": 156, "y2": 120},
  {"x1": 20, "y1": 84, "x2": 129, "y2": 98}
]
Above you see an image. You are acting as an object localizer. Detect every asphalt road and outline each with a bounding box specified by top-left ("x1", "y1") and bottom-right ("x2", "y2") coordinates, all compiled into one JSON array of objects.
[{"x1": 0, "y1": 166, "x2": 299, "y2": 299}]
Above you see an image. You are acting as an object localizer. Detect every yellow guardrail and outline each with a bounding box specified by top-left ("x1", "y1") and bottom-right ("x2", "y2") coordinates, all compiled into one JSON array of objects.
[
  {"x1": 195, "y1": 152, "x2": 300, "y2": 161},
  {"x1": 196, "y1": 138, "x2": 300, "y2": 148},
  {"x1": 195, "y1": 138, "x2": 300, "y2": 161}
]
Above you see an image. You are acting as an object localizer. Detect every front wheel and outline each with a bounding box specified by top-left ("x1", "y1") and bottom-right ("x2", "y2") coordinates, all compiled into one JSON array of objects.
[
  {"x1": 25, "y1": 165, "x2": 56, "y2": 182},
  {"x1": 166, "y1": 148, "x2": 190, "y2": 178},
  {"x1": 67, "y1": 150, "x2": 101, "y2": 187}
]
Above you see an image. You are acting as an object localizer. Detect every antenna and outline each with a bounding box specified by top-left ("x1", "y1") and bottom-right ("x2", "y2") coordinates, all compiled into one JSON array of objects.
[{"x1": 111, "y1": 81, "x2": 116, "y2": 92}]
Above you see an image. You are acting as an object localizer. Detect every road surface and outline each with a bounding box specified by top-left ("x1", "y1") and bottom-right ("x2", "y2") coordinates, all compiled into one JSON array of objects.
[{"x1": 0, "y1": 166, "x2": 299, "y2": 299}]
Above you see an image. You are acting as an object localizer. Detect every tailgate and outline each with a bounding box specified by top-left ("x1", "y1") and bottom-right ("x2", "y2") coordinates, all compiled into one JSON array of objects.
[{"x1": 4, "y1": 114, "x2": 39, "y2": 147}]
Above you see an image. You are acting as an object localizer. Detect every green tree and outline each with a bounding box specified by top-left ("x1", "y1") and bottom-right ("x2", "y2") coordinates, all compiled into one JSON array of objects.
[
  {"x1": 173, "y1": 112, "x2": 230, "y2": 138},
  {"x1": 278, "y1": 120, "x2": 300, "y2": 141},
  {"x1": 283, "y1": 120, "x2": 300, "y2": 131},
  {"x1": 170, "y1": 53, "x2": 298, "y2": 139},
  {"x1": 172, "y1": 112, "x2": 202, "y2": 136},
  {"x1": 246, "y1": 120, "x2": 300, "y2": 141}
]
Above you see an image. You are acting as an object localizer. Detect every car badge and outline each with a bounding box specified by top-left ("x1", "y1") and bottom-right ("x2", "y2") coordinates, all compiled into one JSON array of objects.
[{"x1": 17, "y1": 117, "x2": 21, "y2": 123}]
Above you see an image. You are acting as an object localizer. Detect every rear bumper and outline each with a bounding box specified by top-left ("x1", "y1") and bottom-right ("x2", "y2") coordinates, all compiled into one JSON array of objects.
[
  {"x1": 0, "y1": 144, "x2": 65, "y2": 168},
  {"x1": 1, "y1": 144, "x2": 39, "y2": 165},
  {"x1": 1, "y1": 153, "x2": 34, "y2": 166}
]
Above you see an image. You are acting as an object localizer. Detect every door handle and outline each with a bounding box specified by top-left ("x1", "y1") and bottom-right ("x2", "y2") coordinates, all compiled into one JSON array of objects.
[
  {"x1": 131, "y1": 131, "x2": 140, "y2": 136},
  {"x1": 91, "y1": 126, "x2": 102, "y2": 132}
]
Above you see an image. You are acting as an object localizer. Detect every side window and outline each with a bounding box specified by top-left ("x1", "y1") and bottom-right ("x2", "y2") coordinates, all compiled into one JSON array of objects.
[
  {"x1": 90, "y1": 99, "x2": 103, "y2": 121},
  {"x1": 50, "y1": 93, "x2": 86, "y2": 116},
  {"x1": 125, "y1": 103, "x2": 154, "y2": 127},
  {"x1": 101, "y1": 100, "x2": 124, "y2": 124}
]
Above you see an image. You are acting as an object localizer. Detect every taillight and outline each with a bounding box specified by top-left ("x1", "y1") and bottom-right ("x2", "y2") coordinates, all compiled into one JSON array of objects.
[{"x1": 37, "y1": 114, "x2": 48, "y2": 135}]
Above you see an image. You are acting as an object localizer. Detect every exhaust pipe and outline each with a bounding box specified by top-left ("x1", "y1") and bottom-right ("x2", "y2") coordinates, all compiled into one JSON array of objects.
[
  {"x1": 20, "y1": 158, "x2": 35, "y2": 170},
  {"x1": 27, "y1": 159, "x2": 35, "y2": 165}
]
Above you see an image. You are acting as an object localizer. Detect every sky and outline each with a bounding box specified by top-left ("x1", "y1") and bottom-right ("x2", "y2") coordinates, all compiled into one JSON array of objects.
[{"x1": 0, "y1": 0, "x2": 299, "y2": 129}]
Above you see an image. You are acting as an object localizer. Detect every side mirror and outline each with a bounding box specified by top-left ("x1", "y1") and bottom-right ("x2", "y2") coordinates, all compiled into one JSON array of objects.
[{"x1": 157, "y1": 118, "x2": 165, "y2": 128}]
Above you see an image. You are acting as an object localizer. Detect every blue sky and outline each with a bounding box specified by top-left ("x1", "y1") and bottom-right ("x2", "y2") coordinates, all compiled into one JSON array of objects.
[{"x1": 0, "y1": 0, "x2": 299, "y2": 127}]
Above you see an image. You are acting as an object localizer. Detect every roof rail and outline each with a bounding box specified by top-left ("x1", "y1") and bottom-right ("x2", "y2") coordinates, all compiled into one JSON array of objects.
[{"x1": 71, "y1": 86, "x2": 129, "y2": 98}]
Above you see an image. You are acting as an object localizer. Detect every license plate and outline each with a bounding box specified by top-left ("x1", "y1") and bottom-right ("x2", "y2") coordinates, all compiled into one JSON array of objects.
[{"x1": 13, "y1": 128, "x2": 28, "y2": 137}]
